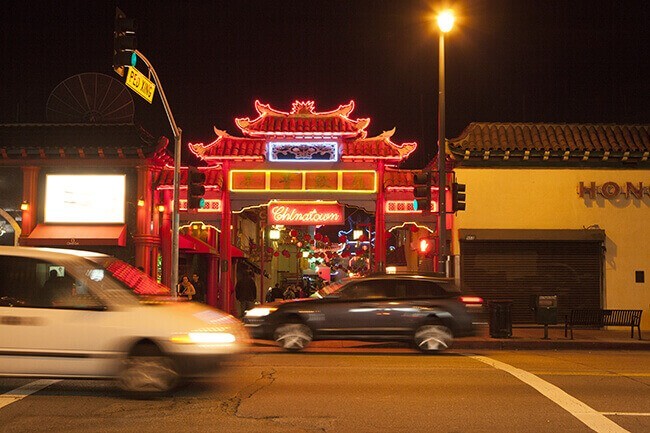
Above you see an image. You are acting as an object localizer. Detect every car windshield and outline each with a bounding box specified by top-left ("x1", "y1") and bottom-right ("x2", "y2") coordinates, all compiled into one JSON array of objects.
[
  {"x1": 311, "y1": 279, "x2": 349, "y2": 298},
  {"x1": 88, "y1": 257, "x2": 170, "y2": 297}
]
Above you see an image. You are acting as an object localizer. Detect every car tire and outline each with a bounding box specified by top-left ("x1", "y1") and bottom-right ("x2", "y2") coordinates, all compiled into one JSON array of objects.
[
  {"x1": 414, "y1": 321, "x2": 453, "y2": 353},
  {"x1": 274, "y1": 322, "x2": 313, "y2": 351},
  {"x1": 117, "y1": 342, "x2": 179, "y2": 396}
]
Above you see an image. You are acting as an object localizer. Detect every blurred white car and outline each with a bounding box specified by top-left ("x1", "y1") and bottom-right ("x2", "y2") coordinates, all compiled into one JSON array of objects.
[{"x1": 0, "y1": 246, "x2": 247, "y2": 395}]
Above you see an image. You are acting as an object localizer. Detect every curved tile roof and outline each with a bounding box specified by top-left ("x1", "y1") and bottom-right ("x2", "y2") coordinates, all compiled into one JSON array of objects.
[
  {"x1": 235, "y1": 100, "x2": 370, "y2": 137},
  {"x1": 448, "y1": 123, "x2": 649, "y2": 164}
]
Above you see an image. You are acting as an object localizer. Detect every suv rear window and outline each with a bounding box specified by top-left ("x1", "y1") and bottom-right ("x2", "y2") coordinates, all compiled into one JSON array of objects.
[{"x1": 395, "y1": 279, "x2": 453, "y2": 298}]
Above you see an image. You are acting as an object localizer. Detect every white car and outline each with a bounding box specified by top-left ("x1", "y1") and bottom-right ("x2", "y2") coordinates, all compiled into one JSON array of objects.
[{"x1": 0, "y1": 246, "x2": 247, "y2": 395}]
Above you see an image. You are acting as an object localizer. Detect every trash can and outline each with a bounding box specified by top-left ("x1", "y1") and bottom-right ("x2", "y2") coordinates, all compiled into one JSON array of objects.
[{"x1": 489, "y1": 300, "x2": 513, "y2": 338}]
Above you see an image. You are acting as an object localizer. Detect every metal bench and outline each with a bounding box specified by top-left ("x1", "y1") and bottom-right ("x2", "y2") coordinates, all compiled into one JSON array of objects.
[{"x1": 564, "y1": 308, "x2": 642, "y2": 340}]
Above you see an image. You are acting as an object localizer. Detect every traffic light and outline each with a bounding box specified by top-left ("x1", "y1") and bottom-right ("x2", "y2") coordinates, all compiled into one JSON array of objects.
[
  {"x1": 451, "y1": 182, "x2": 466, "y2": 212},
  {"x1": 113, "y1": 8, "x2": 137, "y2": 77},
  {"x1": 187, "y1": 166, "x2": 206, "y2": 210},
  {"x1": 412, "y1": 171, "x2": 431, "y2": 211}
]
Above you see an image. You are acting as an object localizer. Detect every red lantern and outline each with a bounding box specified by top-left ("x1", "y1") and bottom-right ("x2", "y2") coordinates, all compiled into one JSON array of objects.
[
  {"x1": 266, "y1": 247, "x2": 274, "y2": 254},
  {"x1": 314, "y1": 233, "x2": 323, "y2": 241},
  {"x1": 282, "y1": 249, "x2": 290, "y2": 258},
  {"x1": 385, "y1": 230, "x2": 392, "y2": 239},
  {"x1": 290, "y1": 229, "x2": 298, "y2": 237},
  {"x1": 296, "y1": 241, "x2": 303, "y2": 248},
  {"x1": 338, "y1": 235, "x2": 347, "y2": 243},
  {"x1": 273, "y1": 251, "x2": 280, "y2": 257},
  {"x1": 323, "y1": 236, "x2": 330, "y2": 243},
  {"x1": 304, "y1": 234, "x2": 311, "y2": 241},
  {"x1": 410, "y1": 225, "x2": 419, "y2": 233}
]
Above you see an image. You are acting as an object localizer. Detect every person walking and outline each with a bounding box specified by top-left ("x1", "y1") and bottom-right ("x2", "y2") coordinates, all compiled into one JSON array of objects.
[
  {"x1": 177, "y1": 275, "x2": 196, "y2": 301},
  {"x1": 235, "y1": 269, "x2": 257, "y2": 317},
  {"x1": 191, "y1": 272, "x2": 205, "y2": 303}
]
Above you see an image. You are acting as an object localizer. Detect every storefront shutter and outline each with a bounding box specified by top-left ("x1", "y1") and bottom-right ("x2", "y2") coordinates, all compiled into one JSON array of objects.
[{"x1": 460, "y1": 240, "x2": 602, "y2": 324}]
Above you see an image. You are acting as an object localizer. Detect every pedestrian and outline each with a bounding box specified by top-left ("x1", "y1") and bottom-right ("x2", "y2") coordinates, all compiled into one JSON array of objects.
[
  {"x1": 191, "y1": 272, "x2": 205, "y2": 303},
  {"x1": 283, "y1": 284, "x2": 296, "y2": 300},
  {"x1": 271, "y1": 283, "x2": 283, "y2": 301},
  {"x1": 235, "y1": 269, "x2": 257, "y2": 317},
  {"x1": 177, "y1": 275, "x2": 196, "y2": 301}
]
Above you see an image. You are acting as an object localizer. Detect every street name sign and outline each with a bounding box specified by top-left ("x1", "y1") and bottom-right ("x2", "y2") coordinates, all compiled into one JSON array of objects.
[{"x1": 125, "y1": 66, "x2": 156, "y2": 103}]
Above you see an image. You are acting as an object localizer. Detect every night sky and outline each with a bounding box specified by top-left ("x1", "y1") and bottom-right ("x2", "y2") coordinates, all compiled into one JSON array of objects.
[{"x1": 2, "y1": 0, "x2": 648, "y2": 167}]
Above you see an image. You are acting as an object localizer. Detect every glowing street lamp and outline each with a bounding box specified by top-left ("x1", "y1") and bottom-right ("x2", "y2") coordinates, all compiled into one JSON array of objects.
[{"x1": 436, "y1": 9, "x2": 455, "y2": 276}]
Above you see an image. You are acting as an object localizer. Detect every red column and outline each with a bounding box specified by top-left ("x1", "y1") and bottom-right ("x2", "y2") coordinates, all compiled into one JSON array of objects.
[
  {"x1": 160, "y1": 190, "x2": 173, "y2": 287},
  {"x1": 19, "y1": 166, "x2": 40, "y2": 242},
  {"x1": 374, "y1": 161, "x2": 386, "y2": 272},
  {"x1": 134, "y1": 165, "x2": 154, "y2": 272},
  {"x1": 206, "y1": 227, "x2": 218, "y2": 307},
  {"x1": 218, "y1": 161, "x2": 233, "y2": 314}
]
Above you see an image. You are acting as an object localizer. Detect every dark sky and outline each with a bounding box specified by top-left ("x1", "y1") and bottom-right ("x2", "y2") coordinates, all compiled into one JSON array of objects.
[{"x1": 2, "y1": 0, "x2": 648, "y2": 167}]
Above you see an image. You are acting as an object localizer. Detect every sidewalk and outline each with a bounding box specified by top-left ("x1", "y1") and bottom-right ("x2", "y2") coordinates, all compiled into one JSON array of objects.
[{"x1": 248, "y1": 324, "x2": 649, "y2": 352}]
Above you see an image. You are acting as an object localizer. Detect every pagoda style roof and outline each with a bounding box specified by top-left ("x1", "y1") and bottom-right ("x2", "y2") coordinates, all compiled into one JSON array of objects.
[
  {"x1": 189, "y1": 101, "x2": 417, "y2": 165},
  {"x1": 0, "y1": 123, "x2": 170, "y2": 165},
  {"x1": 449, "y1": 122, "x2": 649, "y2": 166},
  {"x1": 342, "y1": 128, "x2": 416, "y2": 161},
  {"x1": 155, "y1": 166, "x2": 223, "y2": 190},
  {"x1": 235, "y1": 100, "x2": 370, "y2": 137}
]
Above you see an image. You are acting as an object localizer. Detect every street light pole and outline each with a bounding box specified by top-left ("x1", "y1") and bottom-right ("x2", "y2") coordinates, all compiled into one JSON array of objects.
[
  {"x1": 134, "y1": 49, "x2": 181, "y2": 296},
  {"x1": 437, "y1": 31, "x2": 447, "y2": 276},
  {"x1": 436, "y1": 10, "x2": 454, "y2": 277}
]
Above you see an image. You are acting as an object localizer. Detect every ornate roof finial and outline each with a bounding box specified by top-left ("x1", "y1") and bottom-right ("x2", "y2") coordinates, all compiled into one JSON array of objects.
[{"x1": 290, "y1": 101, "x2": 316, "y2": 115}]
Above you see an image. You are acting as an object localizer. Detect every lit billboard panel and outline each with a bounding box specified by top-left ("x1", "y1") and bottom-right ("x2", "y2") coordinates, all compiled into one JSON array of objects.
[{"x1": 45, "y1": 175, "x2": 126, "y2": 223}]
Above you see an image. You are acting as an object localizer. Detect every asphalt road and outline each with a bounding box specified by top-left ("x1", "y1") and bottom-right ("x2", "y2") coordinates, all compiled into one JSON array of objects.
[{"x1": 1, "y1": 350, "x2": 649, "y2": 433}]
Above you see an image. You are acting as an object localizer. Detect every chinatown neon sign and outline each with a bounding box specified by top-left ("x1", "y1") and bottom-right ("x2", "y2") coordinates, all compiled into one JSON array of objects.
[{"x1": 268, "y1": 202, "x2": 344, "y2": 225}]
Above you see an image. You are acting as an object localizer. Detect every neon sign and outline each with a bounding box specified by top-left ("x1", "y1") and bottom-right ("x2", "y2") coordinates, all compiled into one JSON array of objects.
[
  {"x1": 385, "y1": 200, "x2": 438, "y2": 213},
  {"x1": 230, "y1": 170, "x2": 377, "y2": 193},
  {"x1": 268, "y1": 202, "x2": 344, "y2": 226},
  {"x1": 268, "y1": 141, "x2": 338, "y2": 161},
  {"x1": 180, "y1": 199, "x2": 222, "y2": 212}
]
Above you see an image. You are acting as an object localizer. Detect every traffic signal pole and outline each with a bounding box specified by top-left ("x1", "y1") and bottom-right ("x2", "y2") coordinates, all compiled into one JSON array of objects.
[{"x1": 133, "y1": 49, "x2": 182, "y2": 297}]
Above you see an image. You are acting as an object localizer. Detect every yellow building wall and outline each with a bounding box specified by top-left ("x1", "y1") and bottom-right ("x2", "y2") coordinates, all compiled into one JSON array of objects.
[{"x1": 453, "y1": 168, "x2": 650, "y2": 331}]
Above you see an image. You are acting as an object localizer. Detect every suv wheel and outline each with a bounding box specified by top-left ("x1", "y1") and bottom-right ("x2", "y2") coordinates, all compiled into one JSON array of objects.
[
  {"x1": 414, "y1": 323, "x2": 453, "y2": 352},
  {"x1": 274, "y1": 323, "x2": 313, "y2": 351},
  {"x1": 118, "y1": 343, "x2": 179, "y2": 396}
]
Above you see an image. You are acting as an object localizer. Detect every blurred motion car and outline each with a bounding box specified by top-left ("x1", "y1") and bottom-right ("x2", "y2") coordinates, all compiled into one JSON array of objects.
[
  {"x1": 0, "y1": 246, "x2": 247, "y2": 395},
  {"x1": 244, "y1": 273, "x2": 482, "y2": 352}
]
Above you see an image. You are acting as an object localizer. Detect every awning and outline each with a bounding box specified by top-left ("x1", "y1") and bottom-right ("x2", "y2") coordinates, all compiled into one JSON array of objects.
[
  {"x1": 179, "y1": 234, "x2": 218, "y2": 255},
  {"x1": 22, "y1": 224, "x2": 127, "y2": 247},
  {"x1": 231, "y1": 244, "x2": 245, "y2": 258}
]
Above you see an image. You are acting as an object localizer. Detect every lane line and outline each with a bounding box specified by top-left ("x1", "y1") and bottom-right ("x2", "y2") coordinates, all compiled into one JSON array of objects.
[
  {"x1": 601, "y1": 412, "x2": 650, "y2": 417},
  {"x1": 469, "y1": 355, "x2": 629, "y2": 433},
  {"x1": 0, "y1": 380, "x2": 60, "y2": 410}
]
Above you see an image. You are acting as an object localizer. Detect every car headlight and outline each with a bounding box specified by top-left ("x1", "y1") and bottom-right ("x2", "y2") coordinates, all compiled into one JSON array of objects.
[
  {"x1": 170, "y1": 331, "x2": 236, "y2": 344},
  {"x1": 245, "y1": 307, "x2": 277, "y2": 318}
]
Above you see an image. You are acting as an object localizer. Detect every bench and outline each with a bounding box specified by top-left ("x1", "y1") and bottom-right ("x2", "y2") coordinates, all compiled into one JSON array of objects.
[{"x1": 564, "y1": 309, "x2": 642, "y2": 340}]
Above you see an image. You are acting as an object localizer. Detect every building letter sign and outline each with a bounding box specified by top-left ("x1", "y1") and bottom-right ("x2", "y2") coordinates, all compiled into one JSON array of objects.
[
  {"x1": 578, "y1": 181, "x2": 649, "y2": 199},
  {"x1": 268, "y1": 202, "x2": 344, "y2": 225}
]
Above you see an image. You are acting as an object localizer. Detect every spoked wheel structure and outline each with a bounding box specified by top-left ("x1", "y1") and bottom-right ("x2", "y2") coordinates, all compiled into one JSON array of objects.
[
  {"x1": 274, "y1": 323, "x2": 313, "y2": 351},
  {"x1": 118, "y1": 343, "x2": 179, "y2": 396},
  {"x1": 414, "y1": 323, "x2": 454, "y2": 353}
]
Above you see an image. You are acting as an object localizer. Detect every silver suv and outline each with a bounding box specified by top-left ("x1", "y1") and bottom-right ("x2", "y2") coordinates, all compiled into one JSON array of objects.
[{"x1": 244, "y1": 274, "x2": 482, "y2": 352}]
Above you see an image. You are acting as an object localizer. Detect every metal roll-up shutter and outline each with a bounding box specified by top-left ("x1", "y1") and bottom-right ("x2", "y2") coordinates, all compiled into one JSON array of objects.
[{"x1": 460, "y1": 240, "x2": 603, "y2": 324}]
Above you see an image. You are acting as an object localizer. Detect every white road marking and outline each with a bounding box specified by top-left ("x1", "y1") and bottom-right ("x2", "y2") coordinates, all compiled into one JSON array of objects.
[
  {"x1": 470, "y1": 355, "x2": 629, "y2": 433},
  {"x1": 601, "y1": 412, "x2": 650, "y2": 417},
  {"x1": 0, "y1": 380, "x2": 60, "y2": 410}
]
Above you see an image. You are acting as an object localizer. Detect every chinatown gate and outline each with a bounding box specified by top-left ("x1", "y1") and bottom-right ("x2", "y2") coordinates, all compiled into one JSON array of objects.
[{"x1": 156, "y1": 101, "x2": 447, "y2": 314}]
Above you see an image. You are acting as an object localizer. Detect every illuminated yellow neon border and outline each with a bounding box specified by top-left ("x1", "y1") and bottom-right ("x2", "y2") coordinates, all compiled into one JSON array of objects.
[{"x1": 229, "y1": 170, "x2": 377, "y2": 193}]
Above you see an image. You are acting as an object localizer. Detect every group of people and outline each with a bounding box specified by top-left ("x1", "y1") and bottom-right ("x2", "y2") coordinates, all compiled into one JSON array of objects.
[
  {"x1": 265, "y1": 281, "x2": 311, "y2": 303},
  {"x1": 176, "y1": 273, "x2": 204, "y2": 302}
]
